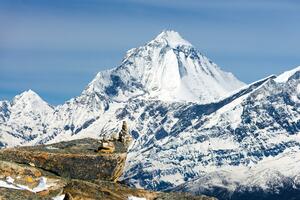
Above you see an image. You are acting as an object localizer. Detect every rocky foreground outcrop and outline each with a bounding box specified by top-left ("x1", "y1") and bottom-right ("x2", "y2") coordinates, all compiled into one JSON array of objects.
[
  {"x1": 0, "y1": 124, "x2": 216, "y2": 200},
  {"x1": 0, "y1": 138, "x2": 127, "y2": 182}
]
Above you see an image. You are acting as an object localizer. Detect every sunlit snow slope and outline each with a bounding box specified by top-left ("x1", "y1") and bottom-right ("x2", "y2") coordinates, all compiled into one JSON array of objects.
[
  {"x1": 1, "y1": 30, "x2": 299, "y2": 200},
  {"x1": 0, "y1": 30, "x2": 245, "y2": 147},
  {"x1": 85, "y1": 30, "x2": 245, "y2": 104}
]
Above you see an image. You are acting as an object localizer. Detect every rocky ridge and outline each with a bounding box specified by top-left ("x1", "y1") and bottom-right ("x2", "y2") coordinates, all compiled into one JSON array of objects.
[{"x1": 0, "y1": 123, "x2": 215, "y2": 200}]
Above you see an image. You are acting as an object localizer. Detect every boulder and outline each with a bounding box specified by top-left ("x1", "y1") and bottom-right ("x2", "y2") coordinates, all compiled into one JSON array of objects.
[
  {"x1": 0, "y1": 161, "x2": 66, "y2": 199},
  {"x1": 0, "y1": 138, "x2": 127, "y2": 182}
]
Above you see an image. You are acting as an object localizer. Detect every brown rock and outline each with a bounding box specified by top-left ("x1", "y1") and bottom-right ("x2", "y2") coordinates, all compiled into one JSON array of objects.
[
  {"x1": 0, "y1": 161, "x2": 42, "y2": 180},
  {"x1": 0, "y1": 188, "x2": 51, "y2": 200},
  {"x1": 0, "y1": 138, "x2": 217, "y2": 200},
  {"x1": 0, "y1": 138, "x2": 127, "y2": 182},
  {"x1": 62, "y1": 179, "x2": 217, "y2": 200},
  {"x1": 63, "y1": 192, "x2": 73, "y2": 200},
  {"x1": 0, "y1": 161, "x2": 66, "y2": 200}
]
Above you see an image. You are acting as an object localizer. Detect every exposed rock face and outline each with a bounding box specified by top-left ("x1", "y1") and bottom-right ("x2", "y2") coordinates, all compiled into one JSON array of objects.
[
  {"x1": 0, "y1": 160, "x2": 66, "y2": 199},
  {"x1": 0, "y1": 138, "x2": 216, "y2": 200},
  {"x1": 63, "y1": 180, "x2": 216, "y2": 200},
  {"x1": 0, "y1": 188, "x2": 52, "y2": 200},
  {"x1": 0, "y1": 138, "x2": 127, "y2": 182}
]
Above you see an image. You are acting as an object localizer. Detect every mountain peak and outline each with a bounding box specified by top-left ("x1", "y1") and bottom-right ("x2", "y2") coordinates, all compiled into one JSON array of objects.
[
  {"x1": 151, "y1": 30, "x2": 192, "y2": 48},
  {"x1": 22, "y1": 89, "x2": 37, "y2": 95},
  {"x1": 275, "y1": 66, "x2": 300, "y2": 83},
  {"x1": 9, "y1": 89, "x2": 54, "y2": 118},
  {"x1": 86, "y1": 30, "x2": 245, "y2": 104},
  {"x1": 12, "y1": 89, "x2": 50, "y2": 107},
  {"x1": 15, "y1": 89, "x2": 40, "y2": 100}
]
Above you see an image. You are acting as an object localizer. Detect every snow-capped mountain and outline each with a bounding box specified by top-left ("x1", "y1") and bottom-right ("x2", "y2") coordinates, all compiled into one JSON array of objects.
[
  {"x1": 84, "y1": 30, "x2": 245, "y2": 104},
  {"x1": 1, "y1": 30, "x2": 300, "y2": 200},
  {"x1": 0, "y1": 90, "x2": 54, "y2": 147},
  {"x1": 122, "y1": 66, "x2": 300, "y2": 199},
  {"x1": 0, "y1": 30, "x2": 245, "y2": 147}
]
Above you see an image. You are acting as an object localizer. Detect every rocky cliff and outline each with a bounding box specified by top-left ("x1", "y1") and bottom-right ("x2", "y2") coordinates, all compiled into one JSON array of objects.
[{"x1": 0, "y1": 135, "x2": 216, "y2": 200}]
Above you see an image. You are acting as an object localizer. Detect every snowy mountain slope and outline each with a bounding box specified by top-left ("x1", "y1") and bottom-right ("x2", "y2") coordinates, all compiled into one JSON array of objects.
[
  {"x1": 174, "y1": 150, "x2": 300, "y2": 200},
  {"x1": 0, "y1": 30, "x2": 245, "y2": 147},
  {"x1": 0, "y1": 30, "x2": 300, "y2": 200},
  {"x1": 0, "y1": 90, "x2": 54, "y2": 146},
  {"x1": 120, "y1": 66, "x2": 300, "y2": 199},
  {"x1": 84, "y1": 30, "x2": 245, "y2": 104},
  {"x1": 275, "y1": 65, "x2": 300, "y2": 83},
  {"x1": 0, "y1": 101, "x2": 10, "y2": 123}
]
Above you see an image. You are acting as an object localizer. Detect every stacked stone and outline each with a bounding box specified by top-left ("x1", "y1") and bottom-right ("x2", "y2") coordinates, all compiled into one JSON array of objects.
[{"x1": 118, "y1": 121, "x2": 132, "y2": 148}]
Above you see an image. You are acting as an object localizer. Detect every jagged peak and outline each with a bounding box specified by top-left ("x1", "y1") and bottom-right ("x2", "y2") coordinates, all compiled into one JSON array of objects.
[
  {"x1": 85, "y1": 30, "x2": 245, "y2": 104},
  {"x1": 14, "y1": 89, "x2": 40, "y2": 100},
  {"x1": 149, "y1": 30, "x2": 192, "y2": 48},
  {"x1": 12, "y1": 89, "x2": 49, "y2": 107},
  {"x1": 122, "y1": 30, "x2": 193, "y2": 62},
  {"x1": 275, "y1": 66, "x2": 300, "y2": 83},
  {"x1": 9, "y1": 89, "x2": 54, "y2": 115}
]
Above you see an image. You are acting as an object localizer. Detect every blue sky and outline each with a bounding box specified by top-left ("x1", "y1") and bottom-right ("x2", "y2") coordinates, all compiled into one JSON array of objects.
[{"x1": 1, "y1": 0, "x2": 300, "y2": 105}]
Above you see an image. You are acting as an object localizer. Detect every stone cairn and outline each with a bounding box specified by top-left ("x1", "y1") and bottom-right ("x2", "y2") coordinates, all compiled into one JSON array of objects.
[
  {"x1": 97, "y1": 121, "x2": 132, "y2": 153},
  {"x1": 118, "y1": 121, "x2": 132, "y2": 149}
]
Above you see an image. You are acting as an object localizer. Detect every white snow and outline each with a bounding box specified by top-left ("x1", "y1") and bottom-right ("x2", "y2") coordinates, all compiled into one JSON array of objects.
[
  {"x1": 45, "y1": 146, "x2": 59, "y2": 150},
  {"x1": 0, "y1": 30, "x2": 246, "y2": 147},
  {"x1": 160, "y1": 172, "x2": 185, "y2": 185},
  {"x1": 0, "y1": 176, "x2": 53, "y2": 193},
  {"x1": 128, "y1": 196, "x2": 146, "y2": 200},
  {"x1": 151, "y1": 30, "x2": 192, "y2": 48},
  {"x1": 32, "y1": 177, "x2": 51, "y2": 193},
  {"x1": 84, "y1": 30, "x2": 245, "y2": 104},
  {"x1": 275, "y1": 66, "x2": 300, "y2": 83},
  {"x1": 186, "y1": 148, "x2": 300, "y2": 192},
  {"x1": 52, "y1": 194, "x2": 65, "y2": 200},
  {"x1": 6, "y1": 176, "x2": 14, "y2": 184},
  {"x1": 0, "y1": 179, "x2": 21, "y2": 190},
  {"x1": 11, "y1": 89, "x2": 53, "y2": 116}
]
